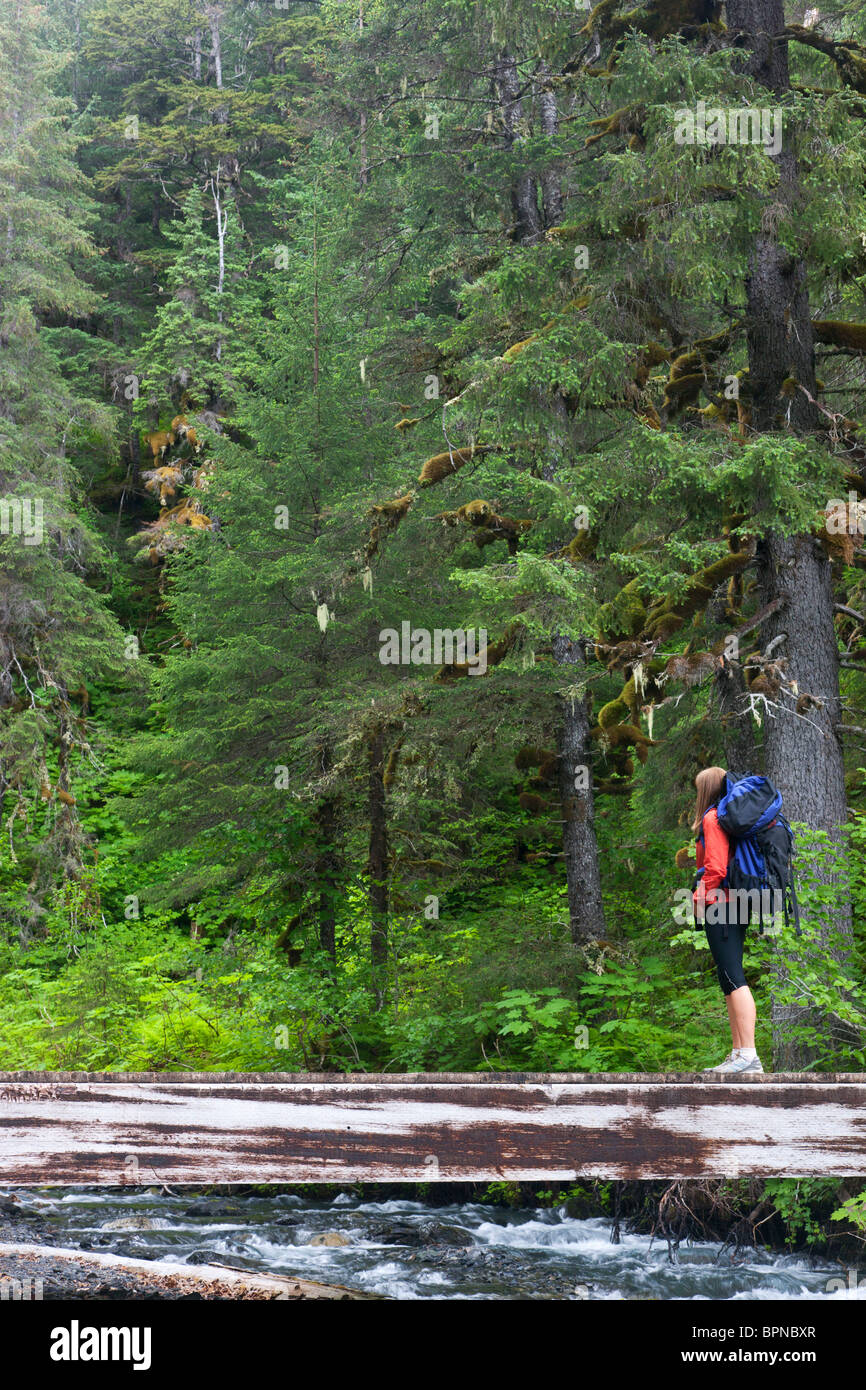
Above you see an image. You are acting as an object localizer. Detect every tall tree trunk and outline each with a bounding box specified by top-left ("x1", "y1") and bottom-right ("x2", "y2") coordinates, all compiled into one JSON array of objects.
[
  {"x1": 757, "y1": 533, "x2": 851, "y2": 1069},
  {"x1": 313, "y1": 736, "x2": 340, "y2": 965},
  {"x1": 358, "y1": 2, "x2": 368, "y2": 186},
  {"x1": 492, "y1": 45, "x2": 602, "y2": 937},
  {"x1": 537, "y1": 61, "x2": 563, "y2": 228},
  {"x1": 494, "y1": 52, "x2": 543, "y2": 244},
  {"x1": 367, "y1": 718, "x2": 389, "y2": 1001},
  {"x1": 208, "y1": 8, "x2": 223, "y2": 89},
  {"x1": 210, "y1": 171, "x2": 227, "y2": 370},
  {"x1": 553, "y1": 635, "x2": 606, "y2": 943},
  {"x1": 714, "y1": 659, "x2": 758, "y2": 779},
  {"x1": 544, "y1": 392, "x2": 606, "y2": 943},
  {"x1": 191, "y1": 26, "x2": 202, "y2": 81},
  {"x1": 0, "y1": 629, "x2": 13, "y2": 708},
  {"x1": 726, "y1": 1, "x2": 817, "y2": 438},
  {"x1": 708, "y1": 590, "x2": 760, "y2": 777},
  {"x1": 727, "y1": 0, "x2": 852, "y2": 1068},
  {"x1": 128, "y1": 409, "x2": 141, "y2": 492}
]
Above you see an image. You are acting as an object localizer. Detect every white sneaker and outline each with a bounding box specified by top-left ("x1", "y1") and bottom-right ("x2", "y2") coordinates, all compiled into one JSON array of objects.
[
  {"x1": 714, "y1": 1053, "x2": 764, "y2": 1074},
  {"x1": 703, "y1": 1052, "x2": 736, "y2": 1072}
]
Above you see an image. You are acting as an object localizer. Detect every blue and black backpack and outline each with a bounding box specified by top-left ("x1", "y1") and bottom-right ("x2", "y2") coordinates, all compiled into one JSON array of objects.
[{"x1": 695, "y1": 773, "x2": 800, "y2": 935}]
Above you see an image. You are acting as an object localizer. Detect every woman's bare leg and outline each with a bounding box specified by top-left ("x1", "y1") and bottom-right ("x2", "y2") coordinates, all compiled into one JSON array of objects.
[{"x1": 726, "y1": 985, "x2": 755, "y2": 1052}]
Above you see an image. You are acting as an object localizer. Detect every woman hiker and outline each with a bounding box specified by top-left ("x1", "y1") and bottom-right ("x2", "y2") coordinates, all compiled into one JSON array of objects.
[{"x1": 692, "y1": 765, "x2": 764, "y2": 1075}]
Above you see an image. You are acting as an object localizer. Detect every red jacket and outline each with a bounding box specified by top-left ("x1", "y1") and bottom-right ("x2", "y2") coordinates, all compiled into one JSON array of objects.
[{"x1": 693, "y1": 806, "x2": 730, "y2": 916}]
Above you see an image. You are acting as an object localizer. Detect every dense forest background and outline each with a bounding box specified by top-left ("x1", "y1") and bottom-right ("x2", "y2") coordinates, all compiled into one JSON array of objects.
[{"x1": 1, "y1": 0, "x2": 866, "y2": 1098}]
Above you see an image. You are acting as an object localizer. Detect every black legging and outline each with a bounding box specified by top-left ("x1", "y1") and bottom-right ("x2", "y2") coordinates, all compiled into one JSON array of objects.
[{"x1": 704, "y1": 904, "x2": 749, "y2": 996}]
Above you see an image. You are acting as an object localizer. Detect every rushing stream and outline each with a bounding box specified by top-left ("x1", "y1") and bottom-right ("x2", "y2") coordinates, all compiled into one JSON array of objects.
[{"x1": 5, "y1": 1189, "x2": 863, "y2": 1300}]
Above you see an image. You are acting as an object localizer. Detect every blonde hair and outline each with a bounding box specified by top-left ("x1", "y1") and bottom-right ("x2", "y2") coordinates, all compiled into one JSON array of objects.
[{"x1": 691, "y1": 766, "x2": 727, "y2": 833}]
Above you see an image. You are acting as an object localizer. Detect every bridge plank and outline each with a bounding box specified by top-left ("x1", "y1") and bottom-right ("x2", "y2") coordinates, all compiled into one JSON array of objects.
[{"x1": 1, "y1": 1074, "x2": 864, "y2": 1181}]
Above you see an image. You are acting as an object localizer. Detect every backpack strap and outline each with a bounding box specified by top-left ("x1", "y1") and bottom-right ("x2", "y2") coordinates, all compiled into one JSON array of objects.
[
  {"x1": 785, "y1": 876, "x2": 801, "y2": 936},
  {"x1": 779, "y1": 814, "x2": 801, "y2": 937},
  {"x1": 696, "y1": 805, "x2": 731, "y2": 938}
]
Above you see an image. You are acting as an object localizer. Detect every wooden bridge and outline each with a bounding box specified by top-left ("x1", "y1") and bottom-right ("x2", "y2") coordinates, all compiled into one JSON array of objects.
[{"x1": 1, "y1": 1072, "x2": 864, "y2": 1183}]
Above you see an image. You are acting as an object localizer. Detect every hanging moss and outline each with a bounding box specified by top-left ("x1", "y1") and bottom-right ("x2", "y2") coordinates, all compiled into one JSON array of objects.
[
  {"x1": 502, "y1": 296, "x2": 592, "y2": 361},
  {"x1": 559, "y1": 293, "x2": 592, "y2": 314},
  {"x1": 786, "y1": 26, "x2": 866, "y2": 95},
  {"x1": 368, "y1": 491, "x2": 415, "y2": 519},
  {"x1": 592, "y1": 721, "x2": 656, "y2": 763},
  {"x1": 545, "y1": 224, "x2": 582, "y2": 243},
  {"x1": 514, "y1": 746, "x2": 549, "y2": 770},
  {"x1": 596, "y1": 778, "x2": 635, "y2": 795},
  {"x1": 274, "y1": 911, "x2": 305, "y2": 953},
  {"x1": 437, "y1": 500, "x2": 532, "y2": 555},
  {"x1": 620, "y1": 660, "x2": 665, "y2": 719},
  {"x1": 690, "y1": 326, "x2": 733, "y2": 359},
  {"x1": 364, "y1": 491, "x2": 415, "y2": 562},
  {"x1": 633, "y1": 340, "x2": 672, "y2": 388},
  {"x1": 418, "y1": 444, "x2": 494, "y2": 486},
  {"x1": 637, "y1": 403, "x2": 662, "y2": 430},
  {"x1": 537, "y1": 755, "x2": 558, "y2": 784},
  {"x1": 456, "y1": 499, "x2": 492, "y2": 523},
  {"x1": 484, "y1": 626, "x2": 519, "y2": 665},
  {"x1": 580, "y1": 0, "x2": 622, "y2": 35},
  {"x1": 585, "y1": 105, "x2": 645, "y2": 148},
  {"x1": 519, "y1": 792, "x2": 548, "y2": 815},
  {"x1": 142, "y1": 465, "x2": 184, "y2": 506},
  {"x1": 749, "y1": 671, "x2": 782, "y2": 698},
  {"x1": 560, "y1": 529, "x2": 598, "y2": 562},
  {"x1": 492, "y1": 515, "x2": 533, "y2": 554},
  {"x1": 812, "y1": 320, "x2": 866, "y2": 351},
  {"x1": 434, "y1": 624, "x2": 519, "y2": 680},
  {"x1": 471, "y1": 529, "x2": 500, "y2": 549},
  {"x1": 383, "y1": 738, "x2": 405, "y2": 790},
  {"x1": 661, "y1": 328, "x2": 732, "y2": 415},
  {"x1": 643, "y1": 551, "x2": 751, "y2": 641},
  {"x1": 796, "y1": 692, "x2": 823, "y2": 715},
  {"x1": 143, "y1": 427, "x2": 176, "y2": 460},
  {"x1": 581, "y1": 0, "x2": 722, "y2": 42},
  {"x1": 664, "y1": 650, "x2": 720, "y2": 686},
  {"x1": 598, "y1": 696, "x2": 631, "y2": 729},
  {"x1": 695, "y1": 400, "x2": 730, "y2": 425},
  {"x1": 662, "y1": 372, "x2": 705, "y2": 410},
  {"x1": 502, "y1": 335, "x2": 538, "y2": 361},
  {"x1": 596, "y1": 578, "x2": 648, "y2": 642},
  {"x1": 818, "y1": 504, "x2": 858, "y2": 566}
]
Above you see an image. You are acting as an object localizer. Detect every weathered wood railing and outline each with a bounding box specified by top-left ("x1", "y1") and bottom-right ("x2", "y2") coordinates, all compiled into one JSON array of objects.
[{"x1": 1, "y1": 1072, "x2": 864, "y2": 1182}]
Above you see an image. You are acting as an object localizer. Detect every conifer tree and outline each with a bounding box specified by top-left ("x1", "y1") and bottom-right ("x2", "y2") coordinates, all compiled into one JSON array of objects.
[{"x1": 0, "y1": 0, "x2": 130, "y2": 926}]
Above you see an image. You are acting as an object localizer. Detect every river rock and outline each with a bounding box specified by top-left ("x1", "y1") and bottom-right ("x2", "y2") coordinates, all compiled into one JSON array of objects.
[
  {"x1": 418, "y1": 1221, "x2": 473, "y2": 1247},
  {"x1": 101, "y1": 1216, "x2": 159, "y2": 1232},
  {"x1": 367, "y1": 1223, "x2": 426, "y2": 1247},
  {"x1": 310, "y1": 1232, "x2": 350, "y2": 1247}
]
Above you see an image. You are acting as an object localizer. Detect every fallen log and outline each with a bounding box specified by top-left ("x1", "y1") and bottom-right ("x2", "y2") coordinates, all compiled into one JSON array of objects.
[{"x1": 0, "y1": 1241, "x2": 382, "y2": 1300}]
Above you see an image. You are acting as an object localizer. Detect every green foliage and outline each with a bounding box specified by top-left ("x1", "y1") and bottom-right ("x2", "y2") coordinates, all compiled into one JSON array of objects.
[
  {"x1": 2, "y1": 0, "x2": 866, "y2": 1086},
  {"x1": 761, "y1": 1179, "x2": 845, "y2": 1249},
  {"x1": 831, "y1": 1189, "x2": 866, "y2": 1234}
]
